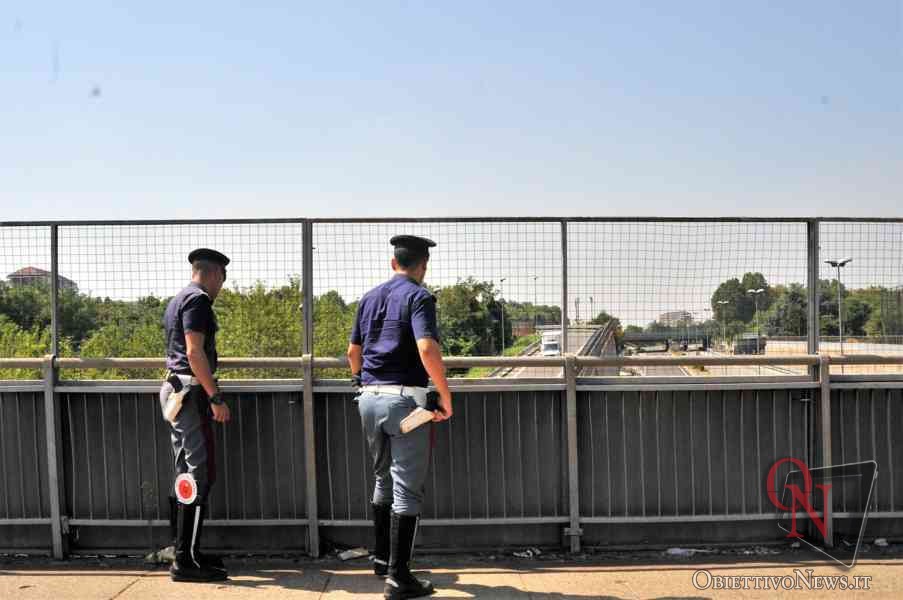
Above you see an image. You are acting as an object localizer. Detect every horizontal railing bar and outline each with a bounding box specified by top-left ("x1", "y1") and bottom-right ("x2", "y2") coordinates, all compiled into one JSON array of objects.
[
  {"x1": 24, "y1": 353, "x2": 857, "y2": 370},
  {"x1": 5, "y1": 217, "x2": 903, "y2": 228},
  {"x1": 832, "y1": 382, "x2": 903, "y2": 390},
  {"x1": 58, "y1": 513, "x2": 903, "y2": 529},
  {"x1": 832, "y1": 374, "x2": 903, "y2": 382},
  {"x1": 320, "y1": 517, "x2": 571, "y2": 527},
  {"x1": 831, "y1": 355, "x2": 903, "y2": 365},
  {"x1": 0, "y1": 519, "x2": 53, "y2": 525},
  {"x1": 1, "y1": 354, "x2": 896, "y2": 371},
  {"x1": 67, "y1": 519, "x2": 310, "y2": 527},
  {"x1": 577, "y1": 382, "x2": 820, "y2": 392},
  {"x1": 53, "y1": 380, "x2": 307, "y2": 394},
  {"x1": 577, "y1": 375, "x2": 814, "y2": 385},
  {"x1": 0, "y1": 384, "x2": 45, "y2": 392},
  {"x1": 581, "y1": 514, "x2": 784, "y2": 523},
  {"x1": 55, "y1": 357, "x2": 307, "y2": 369},
  {"x1": 0, "y1": 359, "x2": 44, "y2": 368},
  {"x1": 0, "y1": 218, "x2": 308, "y2": 227},
  {"x1": 577, "y1": 356, "x2": 819, "y2": 367}
]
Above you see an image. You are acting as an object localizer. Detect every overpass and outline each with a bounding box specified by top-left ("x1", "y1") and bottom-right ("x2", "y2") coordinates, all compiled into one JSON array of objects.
[{"x1": 623, "y1": 328, "x2": 712, "y2": 350}]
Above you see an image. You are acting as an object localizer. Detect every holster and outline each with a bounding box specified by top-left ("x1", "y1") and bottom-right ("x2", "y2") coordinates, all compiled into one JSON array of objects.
[{"x1": 163, "y1": 373, "x2": 196, "y2": 423}]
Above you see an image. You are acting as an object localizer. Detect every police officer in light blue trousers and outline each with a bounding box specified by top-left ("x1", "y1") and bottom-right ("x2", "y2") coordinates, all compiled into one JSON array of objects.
[{"x1": 347, "y1": 235, "x2": 453, "y2": 600}]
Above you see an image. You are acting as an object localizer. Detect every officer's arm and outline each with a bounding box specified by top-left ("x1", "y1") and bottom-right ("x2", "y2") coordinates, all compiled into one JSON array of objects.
[
  {"x1": 346, "y1": 343, "x2": 363, "y2": 375},
  {"x1": 185, "y1": 331, "x2": 219, "y2": 397},
  {"x1": 417, "y1": 338, "x2": 452, "y2": 418}
]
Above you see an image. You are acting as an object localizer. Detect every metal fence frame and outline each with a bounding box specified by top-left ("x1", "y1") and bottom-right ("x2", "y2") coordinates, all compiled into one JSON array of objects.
[{"x1": 1, "y1": 217, "x2": 902, "y2": 558}]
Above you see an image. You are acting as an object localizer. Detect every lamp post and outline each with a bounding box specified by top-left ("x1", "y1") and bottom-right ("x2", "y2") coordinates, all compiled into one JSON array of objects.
[
  {"x1": 499, "y1": 278, "x2": 507, "y2": 354},
  {"x1": 747, "y1": 288, "x2": 766, "y2": 355},
  {"x1": 533, "y1": 275, "x2": 538, "y2": 332},
  {"x1": 716, "y1": 300, "x2": 729, "y2": 351},
  {"x1": 825, "y1": 258, "x2": 852, "y2": 355}
]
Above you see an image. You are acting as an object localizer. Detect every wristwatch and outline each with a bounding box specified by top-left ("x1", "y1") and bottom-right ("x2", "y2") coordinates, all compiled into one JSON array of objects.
[
  {"x1": 209, "y1": 391, "x2": 225, "y2": 405},
  {"x1": 351, "y1": 373, "x2": 362, "y2": 389}
]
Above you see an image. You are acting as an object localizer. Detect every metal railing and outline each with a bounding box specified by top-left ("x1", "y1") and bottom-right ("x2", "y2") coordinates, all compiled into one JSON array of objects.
[
  {"x1": 2, "y1": 351, "x2": 901, "y2": 557},
  {"x1": 1, "y1": 217, "x2": 901, "y2": 374},
  {"x1": 1, "y1": 217, "x2": 902, "y2": 555}
]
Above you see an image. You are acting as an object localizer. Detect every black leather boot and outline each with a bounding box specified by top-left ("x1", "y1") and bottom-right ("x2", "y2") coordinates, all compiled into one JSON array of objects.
[
  {"x1": 192, "y1": 502, "x2": 225, "y2": 570},
  {"x1": 372, "y1": 503, "x2": 391, "y2": 577},
  {"x1": 170, "y1": 500, "x2": 228, "y2": 582},
  {"x1": 384, "y1": 513, "x2": 433, "y2": 599},
  {"x1": 169, "y1": 496, "x2": 178, "y2": 546}
]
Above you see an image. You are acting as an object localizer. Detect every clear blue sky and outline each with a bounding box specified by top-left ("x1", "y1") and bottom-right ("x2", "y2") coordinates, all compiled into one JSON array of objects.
[{"x1": 2, "y1": 1, "x2": 900, "y2": 220}]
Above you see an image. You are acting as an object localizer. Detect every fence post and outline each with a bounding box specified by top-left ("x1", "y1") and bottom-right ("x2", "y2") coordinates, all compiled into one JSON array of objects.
[
  {"x1": 564, "y1": 353, "x2": 582, "y2": 552},
  {"x1": 50, "y1": 225, "x2": 60, "y2": 356},
  {"x1": 301, "y1": 222, "x2": 320, "y2": 557},
  {"x1": 560, "y1": 220, "x2": 569, "y2": 354},
  {"x1": 302, "y1": 220, "x2": 314, "y2": 356},
  {"x1": 302, "y1": 354, "x2": 319, "y2": 557},
  {"x1": 807, "y1": 220, "x2": 820, "y2": 377},
  {"x1": 818, "y1": 355, "x2": 833, "y2": 548},
  {"x1": 42, "y1": 355, "x2": 66, "y2": 558}
]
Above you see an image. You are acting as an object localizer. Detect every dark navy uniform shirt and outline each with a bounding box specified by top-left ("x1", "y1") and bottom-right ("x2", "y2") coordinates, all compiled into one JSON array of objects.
[
  {"x1": 164, "y1": 282, "x2": 219, "y2": 375},
  {"x1": 350, "y1": 275, "x2": 440, "y2": 387}
]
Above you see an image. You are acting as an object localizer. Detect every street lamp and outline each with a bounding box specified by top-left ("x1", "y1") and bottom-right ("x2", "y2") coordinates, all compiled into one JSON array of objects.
[
  {"x1": 575, "y1": 297, "x2": 581, "y2": 324},
  {"x1": 589, "y1": 296, "x2": 595, "y2": 323},
  {"x1": 716, "y1": 300, "x2": 729, "y2": 350},
  {"x1": 532, "y1": 275, "x2": 539, "y2": 331},
  {"x1": 747, "y1": 288, "x2": 765, "y2": 355},
  {"x1": 499, "y1": 278, "x2": 507, "y2": 354},
  {"x1": 825, "y1": 258, "x2": 852, "y2": 354}
]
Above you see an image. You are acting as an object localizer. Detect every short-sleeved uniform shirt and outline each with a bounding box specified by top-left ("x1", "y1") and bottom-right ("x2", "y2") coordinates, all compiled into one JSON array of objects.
[
  {"x1": 350, "y1": 275, "x2": 440, "y2": 387},
  {"x1": 164, "y1": 282, "x2": 219, "y2": 375}
]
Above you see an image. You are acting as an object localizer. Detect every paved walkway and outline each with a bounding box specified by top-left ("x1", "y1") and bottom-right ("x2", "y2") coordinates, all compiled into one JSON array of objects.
[{"x1": 2, "y1": 553, "x2": 902, "y2": 599}]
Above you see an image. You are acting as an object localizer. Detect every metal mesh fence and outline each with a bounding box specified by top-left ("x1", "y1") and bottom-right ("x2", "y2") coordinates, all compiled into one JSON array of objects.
[
  {"x1": 568, "y1": 221, "x2": 810, "y2": 376},
  {"x1": 55, "y1": 222, "x2": 305, "y2": 378},
  {"x1": 0, "y1": 226, "x2": 52, "y2": 378},
  {"x1": 1, "y1": 219, "x2": 902, "y2": 379},
  {"x1": 312, "y1": 220, "x2": 563, "y2": 376},
  {"x1": 819, "y1": 221, "x2": 903, "y2": 374}
]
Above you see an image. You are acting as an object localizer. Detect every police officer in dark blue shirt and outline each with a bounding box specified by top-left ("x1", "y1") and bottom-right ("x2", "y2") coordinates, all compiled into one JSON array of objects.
[
  {"x1": 160, "y1": 248, "x2": 231, "y2": 582},
  {"x1": 347, "y1": 235, "x2": 452, "y2": 599}
]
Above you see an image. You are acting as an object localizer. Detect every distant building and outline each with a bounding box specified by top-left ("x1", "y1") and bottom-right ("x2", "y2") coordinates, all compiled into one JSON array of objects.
[
  {"x1": 7, "y1": 267, "x2": 78, "y2": 291},
  {"x1": 659, "y1": 310, "x2": 692, "y2": 327},
  {"x1": 511, "y1": 320, "x2": 535, "y2": 337}
]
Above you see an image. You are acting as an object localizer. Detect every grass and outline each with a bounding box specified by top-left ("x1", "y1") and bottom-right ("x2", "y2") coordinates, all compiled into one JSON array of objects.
[{"x1": 461, "y1": 333, "x2": 541, "y2": 378}]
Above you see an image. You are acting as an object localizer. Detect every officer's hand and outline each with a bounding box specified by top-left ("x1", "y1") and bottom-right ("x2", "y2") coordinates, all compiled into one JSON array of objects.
[
  {"x1": 211, "y1": 402, "x2": 231, "y2": 423},
  {"x1": 433, "y1": 393, "x2": 453, "y2": 421}
]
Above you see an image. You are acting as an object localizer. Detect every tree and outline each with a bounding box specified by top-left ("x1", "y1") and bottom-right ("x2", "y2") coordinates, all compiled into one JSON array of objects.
[
  {"x1": 843, "y1": 296, "x2": 872, "y2": 337},
  {"x1": 711, "y1": 273, "x2": 773, "y2": 324},
  {"x1": 711, "y1": 278, "x2": 747, "y2": 323},
  {"x1": 434, "y1": 279, "x2": 495, "y2": 356},
  {"x1": 763, "y1": 283, "x2": 807, "y2": 336}
]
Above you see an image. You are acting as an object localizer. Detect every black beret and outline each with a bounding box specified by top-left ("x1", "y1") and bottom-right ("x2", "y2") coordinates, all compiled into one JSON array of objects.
[
  {"x1": 187, "y1": 248, "x2": 230, "y2": 266},
  {"x1": 390, "y1": 235, "x2": 436, "y2": 253}
]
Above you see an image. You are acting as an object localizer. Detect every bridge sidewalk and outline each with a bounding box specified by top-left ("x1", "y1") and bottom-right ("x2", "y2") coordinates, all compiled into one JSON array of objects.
[{"x1": 2, "y1": 550, "x2": 902, "y2": 599}]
